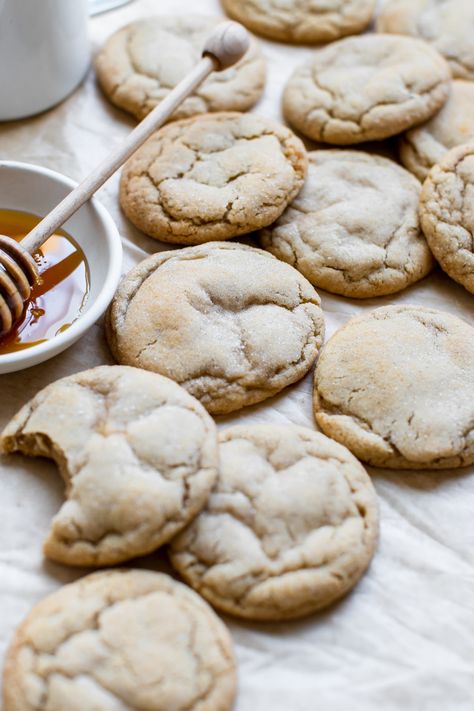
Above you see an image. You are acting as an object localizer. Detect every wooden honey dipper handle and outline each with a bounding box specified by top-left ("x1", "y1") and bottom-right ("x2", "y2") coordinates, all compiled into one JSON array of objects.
[{"x1": 21, "y1": 21, "x2": 250, "y2": 255}]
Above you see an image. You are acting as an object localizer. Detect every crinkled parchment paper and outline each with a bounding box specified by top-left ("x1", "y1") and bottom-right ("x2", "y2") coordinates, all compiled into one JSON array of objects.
[{"x1": 1, "y1": 1, "x2": 474, "y2": 708}]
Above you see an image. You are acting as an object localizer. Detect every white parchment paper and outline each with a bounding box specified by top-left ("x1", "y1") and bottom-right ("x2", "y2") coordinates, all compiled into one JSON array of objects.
[{"x1": 1, "y1": 1, "x2": 474, "y2": 708}]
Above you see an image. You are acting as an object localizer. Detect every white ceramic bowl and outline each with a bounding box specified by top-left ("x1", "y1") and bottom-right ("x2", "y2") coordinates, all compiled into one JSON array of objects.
[{"x1": 0, "y1": 161, "x2": 123, "y2": 374}]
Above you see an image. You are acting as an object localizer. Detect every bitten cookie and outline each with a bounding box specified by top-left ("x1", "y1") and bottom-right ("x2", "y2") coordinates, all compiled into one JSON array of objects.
[
  {"x1": 260, "y1": 150, "x2": 434, "y2": 298},
  {"x1": 0, "y1": 366, "x2": 218, "y2": 566},
  {"x1": 221, "y1": 0, "x2": 376, "y2": 44},
  {"x1": 95, "y1": 15, "x2": 266, "y2": 121},
  {"x1": 400, "y1": 81, "x2": 474, "y2": 181},
  {"x1": 170, "y1": 425, "x2": 379, "y2": 621},
  {"x1": 283, "y1": 34, "x2": 451, "y2": 144},
  {"x1": 3, "y1": 570, "x2": 236, "y2": 711},
  {"x1": 314, "y1": 306, "x2": 474, "y2": 469},
  {"x1": 120, "y1": 112, "x2": 307, "y2": 244},
  {"x1": 106, "y1": 243, "x2": 325, "y2": 415},
  {"x1": 420, "y1": 143, "x2": 474, "y2": 293},
  {"x1": 377, "y1": 0, "x2": 474, "y2": 81}
]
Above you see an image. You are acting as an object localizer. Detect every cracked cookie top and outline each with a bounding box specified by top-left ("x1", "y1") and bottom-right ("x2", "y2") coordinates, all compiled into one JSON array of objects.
[
  {"x1": 119, "y1": 112, "x2": 307, "y2": 244},
  {"x1": 221, "y1": 0, "x2": 376, "y2": 44},
  {"x1": 260, "y1": 150, "x2": 434, "y2": 299},
  {"x1": 283, "y1": 34, "x2": 451, "y2": 145},
  {"x1": 420, "y1": 142, "x2": 474, "y2": 294},
  {"x1": 314, "y1": 306, "x2": 474, "y2": 469},
  {"x1": 377, "y1": 0, "x2": 474, "y2": 81},
  {"x1": 3, "y1": 570, "x2": 236, "y2": 711},
  {"x1": 95, "y1": 15, "x2": 266, "y2": 122},
  {"x1": 0, "y1": 366, "x2": 218, "y2": 567},
  {"x1": 170, "y1": 425, "x2": 379, "y2": 621},
  {"x1": 400, "y1": 80, "x2": 474, "y2": 181},
  {"x1": 106, "y1": 243, "x2": 325, "y2": 415}
]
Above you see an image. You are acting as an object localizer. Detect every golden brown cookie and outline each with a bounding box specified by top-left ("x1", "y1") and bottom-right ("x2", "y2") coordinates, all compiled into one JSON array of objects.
[
  {"x1": 283, "y1": 34, "x2": 451, "y2": 144},
  {"x1": 106, "y1": 243, "x2": 325, "y2": 415},
  {"x1": 1, "y1": 366, "x2": 218, "y2": 566},
  {"x1": 221, "y1": 0, "x2": 376, "y2": 44},
  {"x1": 314, "y1": 306, "x2": 474, "y2": 469},
  {"x1": 170, "y1": 425, "x2": 379, "y2": 621},
  {"x1": 95, "y1": 15, "x2": 266, "y2": 121},
  {"x1": 420, "y1": 142, "x2": 474, "y2": 293},
  {"x1": 3, "y1": 570, "x2": 236, "y2": 711},
  {"x1": 260, "y1": 150, "x2": 434, "y2": 298},
  {"x1": 120, "y1": 112, "x2": 307, "y2": 244},
  {"x1": 400, "y1": 80, "x2": 474, "y2": 181},
  {"x1": 377, "y1": 0, "x2": 474, "y2": 81}
]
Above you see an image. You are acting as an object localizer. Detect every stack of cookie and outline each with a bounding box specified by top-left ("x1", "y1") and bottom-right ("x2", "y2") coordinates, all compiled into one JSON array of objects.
[{"x1": 3, "y1": 2, "x2": 474, "y2": 709}]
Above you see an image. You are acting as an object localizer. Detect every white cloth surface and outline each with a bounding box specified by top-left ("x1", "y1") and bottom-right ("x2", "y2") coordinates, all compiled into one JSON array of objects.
[{"x1": 1, "y1": 1, "x2": 474, "y2": 708}]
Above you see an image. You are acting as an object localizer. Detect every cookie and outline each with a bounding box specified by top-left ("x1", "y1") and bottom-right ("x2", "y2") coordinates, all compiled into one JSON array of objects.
[
  {"x1": 120, "y1": 112, "x2": 307, "y2": 244},
  {"x1": 221, "y1": 0, "x2": 376, "y2": 44},
  {"x1": 400, "y1": 81, "x2": 474, "y2": 181},
  {"x1": 170, "y1": 425, "x2": 379, "y2": 621},
  {"x1": 260, "y1": 150, "x2": 434, "y2": 298},
  {"x1": 0, "y1": 366, "x2": 218, "y2": 566},
  {"x1": 95, "y1": 15, "x2": 266, "y2": 122},
  {"x1": 3, "y1": 570, "x2": 236, "y2": 711},
  {"x1": 314, "y1": 306, "x2": 474, "y2": 469},
  {"x1": 420, "y1": 143, "x2": 474, "y2": 294},
  {"x1": 106, "y1": 243, "x2": 325, "y2": 415},
  {"x1": 377, "y1": 0, "x2": 474, "y2": 81},
  {"x1": 283, "y1": 34, "x2": 451, "y2": 145}
]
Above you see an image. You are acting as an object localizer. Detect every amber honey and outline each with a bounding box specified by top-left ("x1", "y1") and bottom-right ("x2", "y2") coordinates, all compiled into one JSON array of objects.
[{"x1": 0, "y1": 209, "x2": 89, "y2": 355}]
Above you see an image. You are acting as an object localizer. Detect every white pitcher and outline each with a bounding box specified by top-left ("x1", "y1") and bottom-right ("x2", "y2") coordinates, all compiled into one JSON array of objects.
[{"x1": 0, "y1": 0, "x2": 90, "y2": 121}]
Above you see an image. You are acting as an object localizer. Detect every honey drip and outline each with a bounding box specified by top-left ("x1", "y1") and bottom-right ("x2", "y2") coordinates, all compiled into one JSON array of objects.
[{"x1": 0, "y1": 209, "x2": 89, "y2": 355}]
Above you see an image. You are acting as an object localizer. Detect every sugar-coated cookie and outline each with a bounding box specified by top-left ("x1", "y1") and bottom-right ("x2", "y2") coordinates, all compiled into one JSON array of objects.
[
  {"x1": 314, "y1": 306, "x2": 474, "y2": 469},
  {"x1": 400, "y1": 81, "x2": 474, "y2": 181},
  {"x1": 95, "y1": 15, "x2": 265, "y2": 121},
  {"x1": 3, "y1": 570, "x2": 236, "y2": 711},
  {"x1": 420, "y1": 143, "x2": 474, "y2": 294},
  {"x1": 221, "y1": 0, "x2": 376, "y2": 44},
  {"x1": 120, "y1": 112, "x2": 307, "y2": 244},
  {"x1": 170, "y1": 425, "x2": 379, "y2": 621},
  {"x1": 283, "y1": 34, "x2": 451, "y2": 144},
  {"x1": 260, "y1": 150, "x2": 434, "y2": 298},
  {"x1": 1, "y1": 366, "x2": 218, "y2": 566},
  {"x1": 377, "y1": 0, "x2": 474, "y2": 81},
  {"x1": 106, "y1": 243, "x2": 325, "y2": 415}
]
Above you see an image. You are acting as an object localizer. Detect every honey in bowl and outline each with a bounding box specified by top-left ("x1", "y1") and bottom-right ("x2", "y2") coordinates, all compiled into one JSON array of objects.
[{"x1": 0, "y1": 209, "x2": 89, "y2": 355}]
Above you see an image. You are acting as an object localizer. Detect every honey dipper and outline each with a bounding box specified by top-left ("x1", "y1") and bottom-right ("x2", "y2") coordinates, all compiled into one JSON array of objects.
[{"x1": 0, "y1": 21, "x2": 250, "y2": 337}]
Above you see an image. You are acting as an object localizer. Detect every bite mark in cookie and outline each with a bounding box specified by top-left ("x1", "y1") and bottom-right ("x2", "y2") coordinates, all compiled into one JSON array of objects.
[{"x1": 1, "y1": 366, "x2": 218, "y2": 566}]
